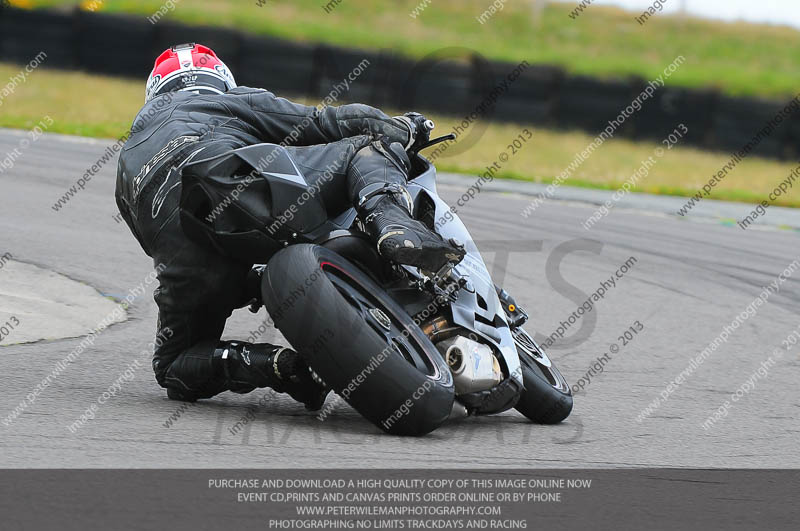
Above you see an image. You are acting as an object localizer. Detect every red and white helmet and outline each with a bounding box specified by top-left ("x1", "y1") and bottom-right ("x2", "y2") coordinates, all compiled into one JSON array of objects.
[{"x1": 145, "y1": 43, "x2": 237, "y2": 103}]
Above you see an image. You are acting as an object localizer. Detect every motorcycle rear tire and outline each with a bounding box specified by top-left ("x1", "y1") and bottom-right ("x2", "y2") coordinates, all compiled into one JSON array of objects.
[{"x1": 263, "y1": 244, "x2": 454, "y2": 436}]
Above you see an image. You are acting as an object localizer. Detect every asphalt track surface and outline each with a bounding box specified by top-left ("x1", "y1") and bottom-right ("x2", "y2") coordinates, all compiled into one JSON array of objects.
[{"x1": 1, "y1": 129, "x2": 799, "y2": 468}]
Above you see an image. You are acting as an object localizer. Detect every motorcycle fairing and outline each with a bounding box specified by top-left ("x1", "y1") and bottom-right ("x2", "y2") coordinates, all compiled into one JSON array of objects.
[{"x1": 406, "y1": 162, "x2": 523, "y2": 387}]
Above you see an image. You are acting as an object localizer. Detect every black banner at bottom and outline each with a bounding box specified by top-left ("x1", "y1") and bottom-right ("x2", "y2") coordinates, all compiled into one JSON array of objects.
[{"x1": 1, "y1": 469, "x2": 797, "y2": 530}]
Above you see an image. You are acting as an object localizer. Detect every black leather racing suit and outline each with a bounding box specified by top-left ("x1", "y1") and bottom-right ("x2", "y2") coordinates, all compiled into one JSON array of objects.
[{"x1": 115, "y1": 87, "x2": 411, "y2": 398}]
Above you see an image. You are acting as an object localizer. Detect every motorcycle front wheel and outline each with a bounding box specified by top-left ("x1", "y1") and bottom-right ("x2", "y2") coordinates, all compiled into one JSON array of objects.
[{"x1": 512, "y1": 327, "x2": 573, "y2": 424}]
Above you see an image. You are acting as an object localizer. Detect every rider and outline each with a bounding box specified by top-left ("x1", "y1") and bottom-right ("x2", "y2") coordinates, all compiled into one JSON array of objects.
[{"x1": 115, "y1": 43, "x2": 465, "y2": 409}]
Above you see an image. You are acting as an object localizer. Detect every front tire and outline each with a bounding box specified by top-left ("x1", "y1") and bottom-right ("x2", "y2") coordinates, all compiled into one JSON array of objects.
[
  {"x1": 512, "y1": 327, "x2": 573, "y2": 424},
  {"x1": 262, "y1": 244, "x2": 454, "y2": 436}
]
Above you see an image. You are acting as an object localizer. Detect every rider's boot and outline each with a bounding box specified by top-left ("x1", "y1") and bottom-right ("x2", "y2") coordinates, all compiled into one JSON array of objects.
[
  {"x1": 355, "y1": 141, "x2": 465, "y2": 272},
  {"x1": 167, "y1": 342, "x2": 329, "y2": 411}
]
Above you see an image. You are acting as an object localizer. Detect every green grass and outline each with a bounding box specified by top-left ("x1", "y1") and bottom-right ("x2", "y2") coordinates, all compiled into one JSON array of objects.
[
  {"x1": 15, "y1": 0, "x2": 800, "y2": 99},
  {"x1": 1, "y1": 63, "x2": 797, "y2": 207}
]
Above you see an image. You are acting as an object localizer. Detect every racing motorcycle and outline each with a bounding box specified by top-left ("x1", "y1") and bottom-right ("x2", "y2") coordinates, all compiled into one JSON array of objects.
[{"x1": 240, "y1": 127, "x2": 573, "y2": 436}]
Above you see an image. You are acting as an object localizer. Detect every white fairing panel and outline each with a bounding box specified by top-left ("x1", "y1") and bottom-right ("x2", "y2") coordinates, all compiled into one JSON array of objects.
[{"x1": 407, "y1": 163, "x2": 522, "y2": 385}]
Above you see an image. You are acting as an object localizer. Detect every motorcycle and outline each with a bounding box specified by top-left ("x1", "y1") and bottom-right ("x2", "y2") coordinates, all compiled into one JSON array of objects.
[{"x1": 227, "y1": 129, "x2": 573, "y2": 435}]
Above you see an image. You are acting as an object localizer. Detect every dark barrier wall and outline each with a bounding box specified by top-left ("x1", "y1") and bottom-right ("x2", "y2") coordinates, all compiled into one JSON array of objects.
[{"x1": 1, "y1": 7, "x2": 798, "y2": 161}]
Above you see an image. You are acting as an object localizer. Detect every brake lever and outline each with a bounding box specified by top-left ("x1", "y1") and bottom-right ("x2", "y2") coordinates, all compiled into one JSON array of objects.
[{"x1": 410, "y1": 133, "x2": 457, "y2": 158}]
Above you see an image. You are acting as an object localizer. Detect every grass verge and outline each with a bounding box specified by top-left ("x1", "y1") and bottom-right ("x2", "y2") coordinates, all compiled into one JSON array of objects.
[
  {"x1": 16, "y1": 0, "x2": 800, "y2": 99},
  {"x1": 1, "y1": 63, "x2": 797, "y2": 208}
]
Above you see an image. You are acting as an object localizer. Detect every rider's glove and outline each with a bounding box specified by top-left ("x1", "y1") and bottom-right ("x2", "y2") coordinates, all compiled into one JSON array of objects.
[{"x1": 393, "y1": 112, "x2": 435, "y2": 153}]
